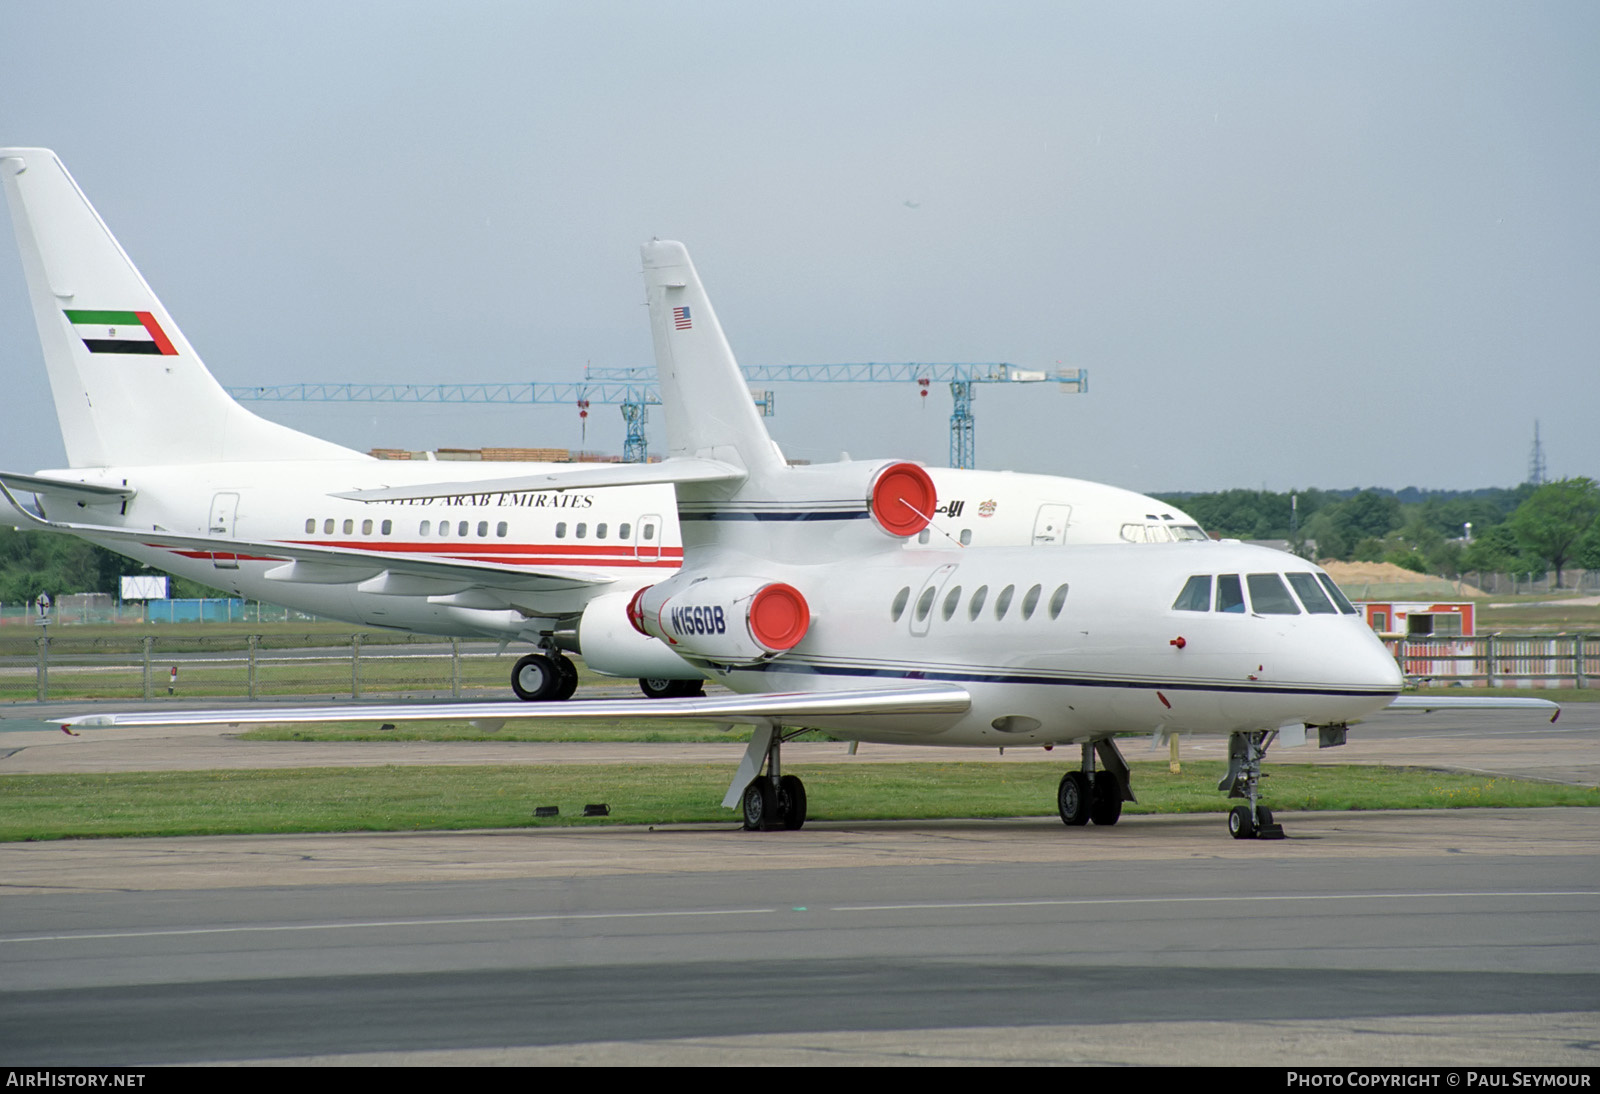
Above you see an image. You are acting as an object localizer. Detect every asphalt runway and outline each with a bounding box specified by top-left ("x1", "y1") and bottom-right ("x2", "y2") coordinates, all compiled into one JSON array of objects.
[{"x1": 1, "y1": 698, "x2": 1596, "y2": 1065}]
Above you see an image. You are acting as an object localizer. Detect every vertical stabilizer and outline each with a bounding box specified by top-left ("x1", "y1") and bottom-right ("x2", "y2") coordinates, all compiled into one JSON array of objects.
[
  {"x1": 641, "y1": 241, "x2": 785, "y2": 479},
  {"x1": 0, "y1": 148, "x2": 362, "y2": 468}
]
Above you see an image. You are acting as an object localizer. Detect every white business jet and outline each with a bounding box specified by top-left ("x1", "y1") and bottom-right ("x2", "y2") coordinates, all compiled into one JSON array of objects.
[
  {"x1": 0, "y1": 148, "x2": 1211, "y2": 702},
  {"x1": 64, "y1": 237, "x2": 1548, "y2": 839}
]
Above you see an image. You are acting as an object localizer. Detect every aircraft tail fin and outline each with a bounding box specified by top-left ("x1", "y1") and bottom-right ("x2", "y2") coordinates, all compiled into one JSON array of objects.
[
  {"x1": 0, "y1": 148, "x2": 362, "y2": 468},
  {"x1": 641, "y1": 240, "x2": 787, "y2": 480}
]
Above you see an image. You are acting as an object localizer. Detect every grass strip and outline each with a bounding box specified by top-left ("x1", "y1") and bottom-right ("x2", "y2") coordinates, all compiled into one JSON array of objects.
[{"x1": 1, "y1": 762, "x2": 1592, "y2": 842}]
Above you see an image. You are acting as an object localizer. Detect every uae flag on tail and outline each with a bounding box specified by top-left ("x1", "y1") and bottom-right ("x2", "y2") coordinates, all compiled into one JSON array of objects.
[{"x1": 63, "y1": 310, "x2": 178, "y2": 355}]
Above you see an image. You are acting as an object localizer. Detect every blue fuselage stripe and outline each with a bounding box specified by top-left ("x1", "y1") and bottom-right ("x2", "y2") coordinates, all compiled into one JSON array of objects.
[
  {"x1": 716, "y1": 659, "x2": 1399, "y2": 699},
  {"x1": 681, "y1": 511, "x2": 869, "y2": 522}
]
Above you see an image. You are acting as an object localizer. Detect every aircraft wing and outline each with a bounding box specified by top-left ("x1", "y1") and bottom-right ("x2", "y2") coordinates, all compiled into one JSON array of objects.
[
  {"x1": 1385, "y1": 694, "x2": 1561, "y2": 721},
  {"x1": 61, "y1": 684, "x2": 973, "y2": 731},
  {"x1": 0, "y1": 477, "x2": 617, "y2": 592},
  {"x1": 333, "y1": 456, "x2": 746, "y2": 503}
]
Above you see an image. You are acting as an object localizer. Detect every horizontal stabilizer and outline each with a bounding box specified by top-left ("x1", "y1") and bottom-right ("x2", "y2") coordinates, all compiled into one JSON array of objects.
[
  {"x1": 0, "y1": 470, "x2": 135, "y2": 505},
  {"x1": 332, "y1": 457, "x2": 745, "y2": 503},
  {"x1": 62, "y1": 684, "x2": 973, "y2": 731}
]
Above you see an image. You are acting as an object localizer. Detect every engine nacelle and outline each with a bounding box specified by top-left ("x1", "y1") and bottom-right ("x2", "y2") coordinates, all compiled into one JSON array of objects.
[
  {"x1": 574, "y1": 590, "x2": 705, "y2": 679},
  {"x1": 629, "y1": 575, "x2": 810, "y2": 665},
  {"x1": 868, "y1": 461, "x2": 936, "y2": 538}
]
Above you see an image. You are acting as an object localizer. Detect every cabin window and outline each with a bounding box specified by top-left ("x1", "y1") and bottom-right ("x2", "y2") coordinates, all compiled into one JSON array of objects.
[
  {"x1": 556, "y1": 522, "x2": 567, "y2": 538},
  {"x1": 890, "y1": 586, "x2": 911, "y2": 622},
  {"x1": 1048, "y1": 584, "x2": 1070, "y2": 619},
  {"x1": 917, "y1": 529, "x2": 931, "y2": 544},
  {"x1": 457, "y1": 521, "x2": 468, "y2": 537},
  {"x1": 968, "y1": 585, "x2": 988, "y2": 620},
  {"x1": 1021, "y1": 584, "x2": 1042, "y2": 620},
  {"x1": 439, "y1": 521, "x2": 449, "y2": 537},
  {"x1": 1247, "y1": 573, "x2": 1301, "y2": 615},
  {"x1": 361, "y1": 519, "x2": 373, "y2": 535},
  {"x1": 477, "y1": 521, "x2": 488, "y2": 537},
  {"x1": 419, "y1": 520, "x2": 431, "y2": 535},
  {"x1": 305, "y1": 519, "x2": 315, "y2": 534},
  {"x1": 642, "y1": 523, "x2": 655, "y2": 540},
  {"x1": 1285, "y1": 572, "x2": 1337, "y2": 614},
  {"x1": 1317, "y1": 573, "x2": 1359, "y2": 614},
  {"x1": 942, "y1": 585, "x2": 962, "y2": 621},
  {"x1": 323, "y1": 519, "x2": 334, "y2": 535},
  {"x1": 1216, "y1": 574, "x2": 1245, "y2": 614},
  {"x1": 596, "y1": 523, "x2": 608, "y2": 539},
  {"x1": 496, "y1": 522, "x2": 507, "y2": 537},
  {"x1": 343, "y1": 519, "x2": 354, "y2": 535},
  {"x1": 576, "y1": 523, "x2": 587, "y2": 538},
  {"x1": 1173, "y1": 575, "x2": 1212, "y2": 612},
  {"x1": 619, "y1": 523, "x2": 630, "y2": 539},
  {"x1": 915, "y1": 586, "x2": 936, "y2": 622},
  {"x1": 381, "y1": 520, "x2": 392, "y2": 535},
  {"x1": 994, "y1": 584, "x2": 1015, "y2": 620},
  {"x1": 959, "y1": 529, "x2": 972, "y2": 546}
]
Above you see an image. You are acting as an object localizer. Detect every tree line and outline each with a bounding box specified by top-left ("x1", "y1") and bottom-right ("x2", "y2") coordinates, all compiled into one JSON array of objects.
[{"x1": 1157, "y1": 478, "x2": 1600, "y2": 585}]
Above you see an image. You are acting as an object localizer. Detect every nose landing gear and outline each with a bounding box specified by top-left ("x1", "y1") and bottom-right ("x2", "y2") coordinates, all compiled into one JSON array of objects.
[{"x1": 1220, "y1": 729, "x2": 1286, "y2": 840}]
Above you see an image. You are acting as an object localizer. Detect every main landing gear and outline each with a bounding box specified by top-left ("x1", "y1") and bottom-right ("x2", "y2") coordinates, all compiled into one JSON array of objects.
[
  {"x1": 510, "y1": 652, "x2": 578, "y2": 702},
  {"x1": 1056, "y1": 739, "x2": 1135, "y2": 827},
  {"x1": 733, "y1": 724, "x2": 808, "y2": 831},
  {"x1": 1219, "y1": 729, "x2": 1286, "y2": 840},
  {"x1": 638, "y1": 677, "x2": 706, "y2": 699}
]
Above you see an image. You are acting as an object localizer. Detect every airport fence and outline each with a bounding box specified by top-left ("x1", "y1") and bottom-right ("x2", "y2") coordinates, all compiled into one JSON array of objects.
[
  {"x1": 0, "y1": 599, "x2": 329, "y2": 627},
  {"x1": 1384, "y1": 634, "x2": 1600, "y2": 689},
  {"x1": 0, "y1": 633, "x2": 522, "y2": 703}
]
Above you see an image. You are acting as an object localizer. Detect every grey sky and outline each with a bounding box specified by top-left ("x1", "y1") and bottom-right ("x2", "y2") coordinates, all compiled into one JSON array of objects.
[{"x1": 2, "y1": 1, "x2": 1595, "y2": 494}]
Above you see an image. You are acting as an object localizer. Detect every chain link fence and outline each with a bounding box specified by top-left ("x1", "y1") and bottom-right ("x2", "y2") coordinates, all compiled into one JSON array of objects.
[{"x1": 0, "y1": 632, "x2": 526, "y2": 702}]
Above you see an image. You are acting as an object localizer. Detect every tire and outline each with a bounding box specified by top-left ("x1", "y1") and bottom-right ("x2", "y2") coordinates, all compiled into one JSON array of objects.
[
  {"x1": 1057, "y1": 771, "x2": 1090, "y2": 826},
  {"x1": 779, "y1": 774, "x2": 807, "y2": 831},
  {"x1": 742, "y1": 779, "x2": 776, "y2": 831},
  {"x1": 1089, "y1": 777, "x2": 1123, "y2": 826},
  {"x1": 640, "y1": 677, "x2": 703, "y2": 699},
  {"x1": 1228, "y1": 804, "x2": 1256, "y2": 840},
  {"x1": 553, "y1": 656, "x2": 579, "y2": 701},
  {"x1": 511, "y1": 654, "x2": 559, "y2": 702}
]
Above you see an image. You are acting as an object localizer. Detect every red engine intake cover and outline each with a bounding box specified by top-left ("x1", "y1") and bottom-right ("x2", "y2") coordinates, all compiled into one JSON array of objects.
[
  {"x1": 748, "y1": 583, "x2": 810, "y2": 650},
  {"x1": 869, "y1": 461, "x2": 936, "y2": 537}
]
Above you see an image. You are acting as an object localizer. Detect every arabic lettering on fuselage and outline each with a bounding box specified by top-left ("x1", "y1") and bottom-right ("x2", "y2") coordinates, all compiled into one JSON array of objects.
[{"x1": 385, "y1": 492, "x2": 596, "y2": 508}]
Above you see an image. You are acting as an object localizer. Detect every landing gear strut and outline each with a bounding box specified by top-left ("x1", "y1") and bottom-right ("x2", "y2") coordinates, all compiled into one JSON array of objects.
[
  {"x1": 1219, "y1": 730, "x2": 1285, "y2": 840},
  {"x1": 1056, "y1": 740, "x2": 1134, "y2": 828},
  {"x1": 732, "y1": 724, "x2": 807, "y2": 831},
  {"x1": 511, "y1": 652, "x2": 579, "y2": 702}
]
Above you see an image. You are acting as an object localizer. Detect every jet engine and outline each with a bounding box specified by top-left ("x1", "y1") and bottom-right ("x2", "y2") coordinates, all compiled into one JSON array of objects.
[{"x1": 628, "y1": 575, "x2": 811, "y2": 665}]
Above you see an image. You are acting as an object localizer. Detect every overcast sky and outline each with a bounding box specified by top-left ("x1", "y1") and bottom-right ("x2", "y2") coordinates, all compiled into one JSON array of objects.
[{"x1": 2, "y1": 1, "x2": 1595, "y2": 494}]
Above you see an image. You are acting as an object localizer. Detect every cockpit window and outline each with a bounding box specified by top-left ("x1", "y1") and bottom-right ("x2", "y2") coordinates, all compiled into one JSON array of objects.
[
  {"x1": 1216, "y1": 574, "x2": 1245, "y2": 614},
  {"x1": 1173, "y1": 575, "x2": 1212, "y2": 612},
  {"x1": 1172, "y1": 525, "x2": 1208, "y2": 541},
  {"x1": 1317, "y1": 573, "x2": 1359, "y2": 615},
  {"x1": 1247, "y1": 573, "x2": 1301, "y2": 615},
  {"x1": 1285, "y1": 572, "x2": 1338, "y2": 614}
]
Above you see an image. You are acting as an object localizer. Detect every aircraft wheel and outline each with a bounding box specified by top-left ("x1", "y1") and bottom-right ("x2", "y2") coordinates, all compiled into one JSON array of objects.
[
  {"x1": 778, "y1": 774, "x2": 807, "y2": 831},
  {"x1": 742, "y1": 779, "x2": 777, "y2": 831},
  {"x1": 1228, "y1": 805, "x2": 1257, "y2": 840},
  {"x1": 552, "y1": 656, "x2": 579, "y2": 701},
  {"x1": 1089, "y1": 778, "x2": 1123, "y2": 826},
  {"x1": 640, "y1": 677, "x2": 704, "y2": 699},
  {"x1": 1057, "y1": 771, "x2": 1091, "y2": 826},
  {"x1": 511, "y1": 654, "x2": 560, "y2": 702},
  {"x1": 1256, "y1": 806, "x2": 1274, "y2": 830}
]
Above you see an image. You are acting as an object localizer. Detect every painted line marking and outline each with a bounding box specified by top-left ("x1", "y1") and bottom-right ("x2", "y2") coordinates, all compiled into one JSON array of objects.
[
  {"x1": 0, "y1": 907, "x2": 776, "y2": 946},
  {"x1": 832, "y1": 891, "x2": 1600, "y2": 913}
]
